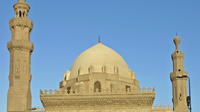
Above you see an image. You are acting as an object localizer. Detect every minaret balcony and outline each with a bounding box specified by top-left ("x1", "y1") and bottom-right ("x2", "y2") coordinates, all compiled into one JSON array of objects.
[
  {"x1": 9, "y1": 18, "x2": 33, "y2": 30},
  {"x1": 7, "y1": 40, "x2": 34, "y2": 51}
]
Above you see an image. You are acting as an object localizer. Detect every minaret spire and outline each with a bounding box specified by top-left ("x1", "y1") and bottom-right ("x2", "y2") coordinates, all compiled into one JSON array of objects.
[
  {"x1": 173, "y1": 36, "x2": 181, "y2": 51},
  {"x1": 170, "y1": 36, "x2": 189, "y2": 112},
  {"x1": 98, "y1": 35, "x2": 101, "y2": 43},
  {"x1": 7, "y1": 0, "x2": 33, "y2": 112}
]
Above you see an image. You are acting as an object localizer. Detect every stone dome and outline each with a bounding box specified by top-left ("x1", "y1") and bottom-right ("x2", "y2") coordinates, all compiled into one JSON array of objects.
[{"x1": 69, "y1": 43, "x2": 134, "y2": 79}]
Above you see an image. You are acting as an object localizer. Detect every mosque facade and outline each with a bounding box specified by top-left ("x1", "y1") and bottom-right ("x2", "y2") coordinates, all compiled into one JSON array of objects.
[{"x1": 6, "y1": 0, "x2": 190, "y2": 112}]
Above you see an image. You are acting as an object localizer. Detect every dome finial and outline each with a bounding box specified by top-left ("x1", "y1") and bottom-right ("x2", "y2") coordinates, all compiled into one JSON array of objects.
[
  {"x1": 18, "y1": 0, "x2": 26, "y2": 3},
  {"x1": 98, "y1": 35, "x2": 101, "y2": 43},
  {"x1": 173, "y1": 34, "x2": 181, "y2": 51}
]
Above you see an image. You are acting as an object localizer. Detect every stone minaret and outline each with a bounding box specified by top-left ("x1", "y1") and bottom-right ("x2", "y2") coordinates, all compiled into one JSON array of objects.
[
  {"x1": 170, "y1": 36, "x2": 189, "y2": 112},
  {"x1": 7, "y1": 0, "x2": 33, "y2": 112}
]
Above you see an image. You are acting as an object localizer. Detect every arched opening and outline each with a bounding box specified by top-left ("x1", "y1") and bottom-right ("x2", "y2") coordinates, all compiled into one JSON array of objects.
[
  {"x1": 23, "y1": 11, "x2": 25, "y2": 17},
  {"x1": 67, "y1": 87, "x2": 71, "y2": 94},
  {"x1": 114, "y1": 66, "x2": 119, "y2": 74},
  {"x1": 110, "y1": 84, "x2": 113, "y2": 92},
  {"x1": 78, "y1": 69, "x2": 80, "y2": 75},
  {"x1": 64, "y1": 75, "x2": 67, "y2": 80},
  {"x1": 88, "y1": 66, "x2": 93, "y2": 74},
  {"x1": 102, "y1": 66, "x2": 106, "y2": 73},
  {"x1": 19, "y1": 11, "x2": 22, "y2": 17},
  {"x1": 94, "y1": 81, "x2": 101, "y2": 92},
  {"x1": 126, "y1": 85, "x2": 131, "y2": 92}
]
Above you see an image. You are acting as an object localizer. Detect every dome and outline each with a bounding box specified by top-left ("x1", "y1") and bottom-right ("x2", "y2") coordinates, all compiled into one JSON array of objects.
[{"x1": 69, "y1": 43, "x2": 133, "y2": 79}]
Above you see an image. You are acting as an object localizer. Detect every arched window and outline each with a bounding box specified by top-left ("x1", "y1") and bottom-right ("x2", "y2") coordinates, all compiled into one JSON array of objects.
[
  {"x1": 67, "y1": 87, "x2": 71, "y2": 94},
  {"x1": 94, "y1": 81, "x2": 101, "y2": 92},
  {"x1": 19, "y1": 11, "x2": 21, "y2": 17},
  {"x1": 126, "y1": 85, "x2": 131, "y2": 92},
  {"x1": 88, "y1": 66, "x2": 93, "y2": 74},
  {"x1": 23, "y1": 11, "x2": 25, "y2": 17},
  {"x1": 88, "y1": 67, "x2": 91, "y2": 73},
  {"x1": 114, "y1": 66, "x2": 119, "y2": 74},
  {"x1": 102, "y1": 66, "x2": 106, "y2": 73},
  {"x1": 64, "y1": 75, "x2": 67, "y2": 80},
  {"x1": 78, "y1": 69, "x2": 80, "y2": 75},
  {"x1": 110, "y1": 84, "x2": 113, "y2": 92}
]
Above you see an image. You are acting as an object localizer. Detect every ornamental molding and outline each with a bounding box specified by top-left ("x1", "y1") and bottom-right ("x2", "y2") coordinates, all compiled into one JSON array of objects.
[
  {"x1": 7, "y1": 40, "x2": 34, "y2": 52},
  {"x1": 40, "y1": 90, "x2": 155, "y2": 109}
]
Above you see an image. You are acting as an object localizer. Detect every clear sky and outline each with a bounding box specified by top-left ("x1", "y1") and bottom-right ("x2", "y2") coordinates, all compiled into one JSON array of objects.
[{"x1": 0, "y1": 0, "x2": 200, "y2": 111}]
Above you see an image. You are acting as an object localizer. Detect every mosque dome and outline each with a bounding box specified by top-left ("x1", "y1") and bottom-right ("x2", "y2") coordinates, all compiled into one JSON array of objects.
[{"x1": 68, "y1": 43, "x2": 134, "y2": 79}]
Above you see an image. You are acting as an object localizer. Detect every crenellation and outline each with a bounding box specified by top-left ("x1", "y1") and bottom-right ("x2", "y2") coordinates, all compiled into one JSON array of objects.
[
  {"x1": 147, "y1": 88, "x2": 151, "y2": 92},
  {"x1": 54, "y1": 90, "x2": 59, "y2": 94},
  {"x1": 40, "y1": 87, "x2": 156, "y2": 96},
  {"x1": 152, "y1": 104, "x2": 173, "y2": 112},
  {"x1": 49, "y1": 89, "x2": 53, "y2": 95},
  {"x1": 40, "y1": 89, "x2": 43, "y2": 94},
  {"x1": 44, "y1": 90, "x2": 47, "y2": 95}
]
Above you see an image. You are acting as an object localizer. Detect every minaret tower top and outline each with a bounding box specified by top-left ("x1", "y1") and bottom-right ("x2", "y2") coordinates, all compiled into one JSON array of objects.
[
  {"x1": 171, "y1": 36, "x2": 186, "y2": 73},
  {"x1": 13, "y1": 0, "x2": 30, "y2": 19}
]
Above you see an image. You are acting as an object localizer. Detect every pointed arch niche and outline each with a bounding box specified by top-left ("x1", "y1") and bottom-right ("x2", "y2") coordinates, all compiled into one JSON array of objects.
[{"x1": 94, "y1": 81, "x2": 101, "y2": 92}]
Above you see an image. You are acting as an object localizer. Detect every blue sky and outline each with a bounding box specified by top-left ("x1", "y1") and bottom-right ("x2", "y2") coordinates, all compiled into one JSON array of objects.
[{"x1": 0, "y1": 0, "x2": 200, "y2": 111}]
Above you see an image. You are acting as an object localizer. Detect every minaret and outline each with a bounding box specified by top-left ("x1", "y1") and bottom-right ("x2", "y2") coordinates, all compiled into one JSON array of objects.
[
  {"x1": 7, "y1": 0, "x2": 33, "y2": 112},
  {"x1": 170, "y1": 36, "x2": 189, "y2": 112}
]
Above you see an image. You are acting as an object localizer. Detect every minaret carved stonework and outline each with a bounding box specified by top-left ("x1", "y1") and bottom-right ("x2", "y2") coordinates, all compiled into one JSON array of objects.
[
  {"x1": 170, "y1": 36, "x2": 188, "y2": 112},
  {"x1": 7, "y1": 0, "x2": 33, "y2": 112}
]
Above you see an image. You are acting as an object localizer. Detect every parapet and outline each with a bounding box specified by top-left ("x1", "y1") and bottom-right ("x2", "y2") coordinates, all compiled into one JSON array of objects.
[{"x1": 40, "y1": 88, "x2": 156, "y2": 96}]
